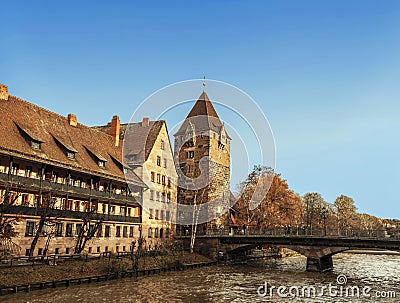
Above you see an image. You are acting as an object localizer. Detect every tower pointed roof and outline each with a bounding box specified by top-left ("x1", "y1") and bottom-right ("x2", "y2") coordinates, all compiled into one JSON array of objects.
[
  {"x1": 186, "y1": 91, "x2": 219, "y2": 119},
  {"x1": 174, "y1": 91, "x2": 229, "y2": 138}
]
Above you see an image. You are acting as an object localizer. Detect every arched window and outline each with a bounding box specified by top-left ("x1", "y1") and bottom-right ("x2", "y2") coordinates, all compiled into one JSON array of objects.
[
  {"x1": 154, "y1": 228, "x2": 159, "y2": 238},
  {"x1": 159, "y1": 228, "x2": 164, "y2": 238},
  {"x1": 148, "y1": 227, "x2": 152, "y2": 238}
]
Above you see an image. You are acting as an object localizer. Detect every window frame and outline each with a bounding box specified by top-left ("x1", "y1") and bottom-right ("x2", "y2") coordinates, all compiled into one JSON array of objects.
[
  {"x1": 65, "y1": 223, "x2": 73, "y2": 237},
  {"x1": 25, "y1": 221, "x2": 35, "y2": 237}
]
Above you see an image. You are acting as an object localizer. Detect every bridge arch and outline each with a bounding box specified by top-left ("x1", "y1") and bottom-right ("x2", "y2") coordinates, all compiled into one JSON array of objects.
[{"x1": 223, "y1": 244, "x2": 351, "y2": 271}]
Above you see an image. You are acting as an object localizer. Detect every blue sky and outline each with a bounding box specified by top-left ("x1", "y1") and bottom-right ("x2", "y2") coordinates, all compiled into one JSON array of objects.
[{"x1": 1, "y1": 1, "x2": 400, "y2": 218}]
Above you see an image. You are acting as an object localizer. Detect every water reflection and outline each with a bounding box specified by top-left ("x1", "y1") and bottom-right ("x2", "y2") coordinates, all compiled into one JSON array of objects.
[{"x1": 2, "y1": 253, "x2": 400, "y2": 303}]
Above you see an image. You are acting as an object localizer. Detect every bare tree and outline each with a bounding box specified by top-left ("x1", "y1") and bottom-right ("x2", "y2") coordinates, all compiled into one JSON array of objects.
[
  {"x1": 29, "y1": 193, "x2": 60, "y2": 257},
  {"x1": 42, "y1": 224, "x2": 56, "y2": 257},
  {"x1": 74, "y1": 209, "x2": 104, "y2": 254},
  {"x1": 0, "y1": 188, "x2": 22, "y2": 239},
  {"x1": 190, "y1": 187, "x2": 208, "y2": 253},
  {"x1": 0, "y1": 189, "x2": 23, "y2": 257}
]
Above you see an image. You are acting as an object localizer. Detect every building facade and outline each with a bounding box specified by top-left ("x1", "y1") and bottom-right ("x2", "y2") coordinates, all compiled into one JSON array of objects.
[
  {"x1": 0, "y1": 84, "x2": 145, "y2": 256},
  {"x1": 95, "y1": 118, "x2": 178, "y2": 249}
]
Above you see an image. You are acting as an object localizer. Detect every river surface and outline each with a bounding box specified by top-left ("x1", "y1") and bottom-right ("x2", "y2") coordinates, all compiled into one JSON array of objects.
[{"x1": 2, "y1": 253, "x2": 400, "y2": 303}]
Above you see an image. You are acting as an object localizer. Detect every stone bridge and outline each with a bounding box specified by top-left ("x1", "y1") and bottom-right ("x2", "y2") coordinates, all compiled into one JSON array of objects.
[{"x1": 176, "y1": 233, "x2": 400, "y2": 271}]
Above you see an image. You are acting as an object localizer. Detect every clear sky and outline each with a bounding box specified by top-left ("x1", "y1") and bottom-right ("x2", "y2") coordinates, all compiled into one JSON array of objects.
[{"x1": 1, "y1": 1, "x2": 400, "y2": 219}]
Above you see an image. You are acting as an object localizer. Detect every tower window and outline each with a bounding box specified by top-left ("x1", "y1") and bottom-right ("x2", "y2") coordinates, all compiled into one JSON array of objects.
[{"x1": 187, "y1": 151, "x2": 194, "y2": 159}]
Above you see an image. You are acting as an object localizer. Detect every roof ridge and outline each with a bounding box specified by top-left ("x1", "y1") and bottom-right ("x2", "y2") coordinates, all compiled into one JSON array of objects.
[
  {"x1": 9, "y1": 94, "x2": 114, "y2": 138},
  {"x1": 91, "y1": 119, "x2": 166, "y2": 128},
  {"x1": 9, "y1": 95, "x2": 74, "y2": 122}
]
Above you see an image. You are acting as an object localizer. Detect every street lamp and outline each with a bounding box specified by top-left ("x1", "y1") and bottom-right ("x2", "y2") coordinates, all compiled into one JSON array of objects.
[{"x1": 321, "y1": 207, "x2": 328, "y2": 236}]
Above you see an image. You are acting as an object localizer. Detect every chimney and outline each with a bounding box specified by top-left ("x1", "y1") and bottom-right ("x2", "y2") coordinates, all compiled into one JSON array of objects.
[
  {"x1": 67, "y1": 114, "x2": 78, "y2": 127},
  {"x1": 142, "y1": 117, "x2": 150, "y2": 127},
  {"x1": 110, "y1": 115, "x2": 120, "y2": 147},
  {"x1": 0, "y1": 84, "x2": 9, "y2": 100}
]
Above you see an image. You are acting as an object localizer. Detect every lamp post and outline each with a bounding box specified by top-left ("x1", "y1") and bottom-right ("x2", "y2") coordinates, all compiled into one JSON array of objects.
[{"x1": 321, "y1": 207, "x2": 328, "y2": 236}]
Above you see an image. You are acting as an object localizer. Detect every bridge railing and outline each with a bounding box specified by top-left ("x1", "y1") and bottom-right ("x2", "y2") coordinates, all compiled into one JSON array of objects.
[{"x1": 183, "y1": 228, "x2": 399, "y2": 240}]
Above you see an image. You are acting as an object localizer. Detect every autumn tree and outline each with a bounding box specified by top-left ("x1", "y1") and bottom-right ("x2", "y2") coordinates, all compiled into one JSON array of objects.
[
  {"x1": 234, "y1": 166, "x2": 303, "y2": 231},
  {"x1": 355, "y1": 213, "x2": 385, "y2": 235},
  {"x1": 302, "y1": 193, "x2": 334, "y2": 234},
  {"x1": 334, "y1": 195, "x2": 357, "y2": 231}
]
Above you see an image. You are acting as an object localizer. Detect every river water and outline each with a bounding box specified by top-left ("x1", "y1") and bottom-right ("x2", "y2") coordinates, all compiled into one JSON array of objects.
[{"x1": 2, "y1": 253, "x2": 400, "y2": 303}]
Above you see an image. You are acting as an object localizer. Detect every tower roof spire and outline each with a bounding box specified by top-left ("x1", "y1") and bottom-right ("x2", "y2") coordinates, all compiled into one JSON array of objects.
[
  {"x1": 174, "y1": 91, "x2": 228, "y2": 137},
  {"x1": 186, "y1": 91, "x2": 219, "y2": 118}
]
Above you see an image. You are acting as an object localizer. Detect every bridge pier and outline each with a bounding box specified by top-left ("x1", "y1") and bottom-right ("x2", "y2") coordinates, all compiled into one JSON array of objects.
[{"x1": 306, "y1": 255, "x2": 333, "y2": 272}]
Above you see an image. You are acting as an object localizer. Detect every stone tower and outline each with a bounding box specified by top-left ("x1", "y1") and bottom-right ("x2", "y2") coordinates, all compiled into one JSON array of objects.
[{"x1": 174, "y1": 91, "x2": 231, "y2": 232}]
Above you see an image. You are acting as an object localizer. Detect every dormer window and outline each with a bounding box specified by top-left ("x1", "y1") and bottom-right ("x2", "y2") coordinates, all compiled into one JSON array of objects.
[
  {"x1": 84, "y1": 146, "x2": 107, "y2": 169},
  {"x1": 15, "y1": 122, "x2": 45, "y2": 151},
  {"x1": 31, "y1": 140, "x2": 41, "y2": 150},
  {"x1": 67, "y1": 151, "x2": 76, "y2": 160},
  {"x1": 52, "y1": 135, "x2": 78, "y2": 161}
]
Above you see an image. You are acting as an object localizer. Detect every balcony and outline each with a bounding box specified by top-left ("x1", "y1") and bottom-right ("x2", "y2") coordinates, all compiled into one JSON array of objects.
[
  {"x1": 0, "y1": 172, "x2": 142, "y2": 205},
  {"x1": 2, "y1": 205, "x2": 141, "y2": 224}
]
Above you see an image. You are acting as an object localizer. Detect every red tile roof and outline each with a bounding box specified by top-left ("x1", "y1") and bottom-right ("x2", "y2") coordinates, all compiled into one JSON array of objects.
[
  {"x1": 94, "y1": 120, "x2": 173, "y2": 168},
  {"x1": 0, "y1": 95, "x2": 144, "y2": 187}
]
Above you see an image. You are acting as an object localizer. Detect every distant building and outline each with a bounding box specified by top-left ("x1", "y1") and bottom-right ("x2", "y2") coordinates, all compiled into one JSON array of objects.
[
  {"x1": 174, "y1": 91, "x2": 231, "y2": 234},
  {"x1": 0, "y1": 83, "x2": 145, "y2": 256}
]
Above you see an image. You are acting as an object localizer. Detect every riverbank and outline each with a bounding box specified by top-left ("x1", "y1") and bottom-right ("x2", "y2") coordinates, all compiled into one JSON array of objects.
[{"x1": 0, "y1": 252, "x2": 212, "y2": 295}]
